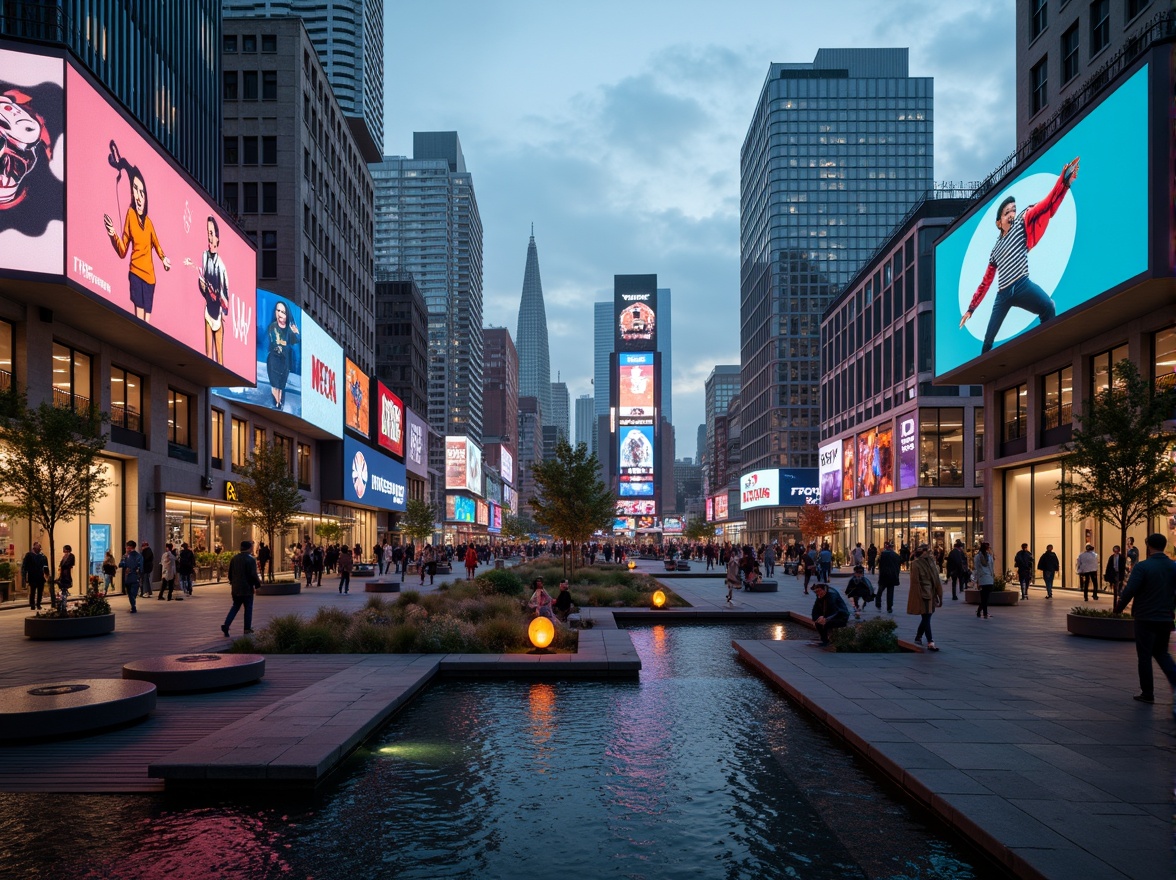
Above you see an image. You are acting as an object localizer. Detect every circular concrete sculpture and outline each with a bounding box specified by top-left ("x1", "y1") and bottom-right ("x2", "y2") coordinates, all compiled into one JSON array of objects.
[
  {"x1": 122, "y1": 653, "x2": 266, "y2": 693},
  {"x1": 364, "y1": 579, "x2": 402, "y2": 593},
  {"x1": 256, "y1": 580, "x2": 301, "y2": 596},
  {"x1": 0, "y1": 679, "x2": 155, "y2": 739},
  {"x1": 24, "y1": 613, "x2": 116, "y2": 640},
  {"x1": 1066, "y1": 613, "x2": 1134, "y2": 640}
]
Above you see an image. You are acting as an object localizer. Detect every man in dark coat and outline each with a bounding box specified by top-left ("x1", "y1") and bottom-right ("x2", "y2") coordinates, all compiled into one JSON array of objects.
[
  {"x1": 221, "y1": 540, "x2": 262, "y2": 638},
  {"x1": 875, "y1": 541, "x2": 902, "y2": 613},
  {"x1": 1113, "y1": 533, "x2": 1176, "y2": 704},
  {"x1": 21, "y1": 541, "x2": 48, "y2": 610},
  {"x1": 140, "y1": 541, "x2": 155, "y2": 597},
  {"x1": 1037, "y1": 544, "x2": 1060, "y2": 598},
  {"x1": 1014, "y1": 542, "x2": 1035, "y2": 600},
  {"x1": 947, "y1": 539, "x2": 970, "y2": 601},
  {"x1": 810, "y1": 582, "x2": 850, "y2": 647}
]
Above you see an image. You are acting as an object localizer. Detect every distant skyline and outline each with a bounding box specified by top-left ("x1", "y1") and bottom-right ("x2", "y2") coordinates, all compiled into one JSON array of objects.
[{"x1": 386, "y1": 0, "x2": 1016, "y2": 436}]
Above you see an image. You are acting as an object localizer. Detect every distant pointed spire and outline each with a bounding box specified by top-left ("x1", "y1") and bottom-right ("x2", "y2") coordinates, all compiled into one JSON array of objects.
[{"x1": 516, "y1": 230, "x2": 552, "y2": 421}]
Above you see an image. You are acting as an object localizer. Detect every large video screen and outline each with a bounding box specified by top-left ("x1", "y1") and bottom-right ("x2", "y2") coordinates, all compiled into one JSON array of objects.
[
  {"x1": 65, "y1": 64, "x2": 257, "y2": 382},
  {"x1": 0, "y1": 47, "x2": 63, "y2": 276},
  {"x1": 819, "y1": 440, "x2": 842, "y2": 506},
  {"x1": 740, "y1": 469, "x2": 779, "y2": 511},
  {"x1": 614, "y1": 274, "x2": 658, "y2": 351},
  {"x1": 856, "y1": 426, "x2": 894, "y2": 497},
  {"x1": 446, "y1": 494, "x2": 475, "y2": 523},
  {"x1": 345, "y1": 358, "x2": 370, "y2": 438},
  {"x1": 343, "y1": 436, "x2": 406, "y2": 510},
  {"x1": 935, "y1": 64, "x2": 1150, "y2": 377},
  {"x1": 446, "y1": 436, "x2": 482, "y2": 496},
  {"x1": 405, "y1": 408, "x2": 427, "y2": 477},
  {"x1": 778, "y1": 468, "x2": 820, "y2": 506},
  {"x1": 618, "y1": 425, "x2": 655, "y2": 497},
  {"x1": 897, "y1": 413, "x2": 918, "y2": 490},
  {"x1": 375, "y1": 382, "x2": 404, "y2": 457},
  {"x1": 214, "y1": 289, "x2": 343, "y2": 436},
  {"x1": 617, "y1": 499, "x2": 656, "y2": 516},
  {"x1": 617, "y1": 351, "x2": 655, "y2": 418}
]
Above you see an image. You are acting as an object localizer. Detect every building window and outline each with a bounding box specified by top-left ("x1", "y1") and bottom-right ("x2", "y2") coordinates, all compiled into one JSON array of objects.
[
  {"x1": 223, "y1": 34, "x2": 237, "y2": 53},
  {"x1": 242, "y1": 136, "x2": 258, "y2": 165},
  {"x1": 1090, "y1": 0, "x2": 1110, "y2": 57},
  {"x1": 110, "y1": 366, "x2": 142, "y2": 432},
  {"x1": 243, "y1": 182, "x2": 258, "y2": 213},
  {"x1": 262, "y1": 71, "x2": 278, "y2": 101},
  {"x1": 274, "y1": 433, "x2": 293, "y2": 472},
  {"x1": 211, "y1": 408, "x2": 224, "y2": 468},
  {"x1": 261, "y1": 231, "x2": 277, "y2": 278},
  {"x1": 1062, "y1": 24, "x2": 1080, "y2": 83},
  {"x1": 261, "y1": 34, "x2": 277, "y2": 53},
  {"x1": 223, "y1": 137, "x2": 238, "y2": 165},
  {"x1": 297, "y1": 442, "x2": 311, "y2": 488},
  {"x1": 224, "y1": 183, "x2": 238, "y2": 215},
  {"x1": 1002, "y1": 384, "x2": 1027, "y2": 442},
  {"x1": 262, "y1": 136, "x2": 277, "y2": 165},
  {"x1": 1030, "y1": 56, "x2": 1048, "y2": 115},
  {"x1": 223, "y1": 71, "x2": 238, "y2": 100},
  {"x1": 51, "y1": 342, "x2": 91, "y2": 412},
  {"x1": 262, "y1": 182, "x2": 277, "y2": 213},
  {"x1": 1041, "y1": 365, "x2": 1073, "y2": 431},
  {"x1": 242, "y1": 34, "x2": 257, "y2": 53},
  {"x1": 167, "y1": 389, "x2": 191, "y2": 447},
  {"x1": 974, "y1": 407, "x2": 985, "y2": 487},
  {"x1": 1030, "y1": 0, "x2": 1047, "y2": 39},
  {"x1": 1155, "y1": 327, "x2": 1176, "y2": 392},
  {"x1": 253, "y1": 426, "x2": 266, "y2": 454},
  {"x1": 1127, "y1": 0, "x2": 1152, "y2": 22},
  {"x1": 0, "y1": 318, "x2": 13, "y2": 391},
  {"x1": 918, "y1": 408, "x2": 965, "y2": 487},
  {"x1": 1091, "y1": 343, "x2": 1129, "y2": 396},
  {"x1": 242, "y1": 70, "x2": 258, "y2": 101},
  {"x1": 231, "y1": 417, "x2": 248, "y2": 470}
]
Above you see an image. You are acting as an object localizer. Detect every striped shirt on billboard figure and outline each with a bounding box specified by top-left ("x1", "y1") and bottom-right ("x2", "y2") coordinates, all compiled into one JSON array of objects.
[{"x1": 959, "y1": 158, "x2": 1079, "y2": 353}]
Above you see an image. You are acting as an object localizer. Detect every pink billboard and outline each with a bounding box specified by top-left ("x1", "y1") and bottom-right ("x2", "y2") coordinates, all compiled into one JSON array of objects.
[{"x1": 64, "y1": 64, "x2": 256, "y2": 382}]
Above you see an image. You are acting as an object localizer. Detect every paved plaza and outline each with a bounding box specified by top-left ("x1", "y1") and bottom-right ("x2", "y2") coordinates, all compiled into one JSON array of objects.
[{"x1": 0, "y1": 560, "x2": 1170, "y2": 879}]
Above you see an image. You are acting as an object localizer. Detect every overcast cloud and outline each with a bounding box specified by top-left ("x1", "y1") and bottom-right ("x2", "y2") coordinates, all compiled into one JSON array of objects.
[{"x1": 385, "y1": 0, "x2": 1016, "y2": 454}]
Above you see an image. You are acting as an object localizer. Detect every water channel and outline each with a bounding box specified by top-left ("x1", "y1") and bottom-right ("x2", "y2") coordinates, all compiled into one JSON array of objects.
[{"x1": 0, "y1": 622, "x2": 998, "y2": 879}]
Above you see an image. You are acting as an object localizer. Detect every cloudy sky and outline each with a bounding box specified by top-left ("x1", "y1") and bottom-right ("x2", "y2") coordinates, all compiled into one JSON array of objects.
[{"x1": 385, "y1": 0, "x2": 1016, "y2": 455}]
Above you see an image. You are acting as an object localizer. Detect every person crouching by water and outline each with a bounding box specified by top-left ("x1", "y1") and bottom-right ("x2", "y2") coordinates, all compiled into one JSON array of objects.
[
  {"x1": 844, "y1": 565, "x2": 875, "y2": 616},
  {"x1": 809, "y1": 582, "x2": 850, "y2": 647},
  {"x1": 908, "y1": 543, "x2": 944, "y2": 651}
]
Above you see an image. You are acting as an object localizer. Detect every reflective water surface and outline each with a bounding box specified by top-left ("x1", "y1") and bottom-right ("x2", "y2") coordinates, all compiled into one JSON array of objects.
[{"x1": 0, "y1": 623, "x2": 996, "y2": 879}]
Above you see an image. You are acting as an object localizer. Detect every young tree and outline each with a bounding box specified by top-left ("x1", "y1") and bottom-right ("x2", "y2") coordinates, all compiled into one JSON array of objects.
[
  {"x1": 683, "y1": 517, "x2": 717, "y2": 543},
  {"x1": 1056, "y1": 360, "x2": 1176, "y2": 602},
  {"x1": 315, "y1": 521, "x2": 345, "y2": 545},
  {"x1": 234, "y1": 441, "x2": 305, "y2": 563},
  {"x1": 797, "y1": 504, "x2": 834, "y2": 550},
  {"x1": 530, "y1": 438, "x2": 615, "y2": 576},
  {"x1": 500, "y1": 514, "x2": 535, "y2": 545},
  {"x1": 0, "y1": 393, "x2": 109, "y2": 611},
  {"x1": 400, "y1": 498, "x2": 436, "y2": 547}
]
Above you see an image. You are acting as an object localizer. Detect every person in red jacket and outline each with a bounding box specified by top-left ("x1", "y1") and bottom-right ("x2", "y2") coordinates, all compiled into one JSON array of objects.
[
  {"x1": 959, "y1": 157, "x2": 1079, "y2": 353},
  {"x1": 464, "y1": 545, "x2": 478, "y2": 580}
]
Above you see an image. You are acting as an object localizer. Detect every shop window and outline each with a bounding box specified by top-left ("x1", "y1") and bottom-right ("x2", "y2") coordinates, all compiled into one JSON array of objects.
[
  {"x1": 919, "y1": 408, "x2": 964, "y2": 487},
  {"x1": 297, "y1": 442, "x2": 311, "y2": 488},
  {"x1": 1091, "y1": 344, "x2": 1129, "y2": 396},
  {"x1": 211, "y1": 408, "x2": 224, "y2": 469},
  {"x1": 974, "y1": 407, "x2": 985, "y2": 487},
  {"x1": 1040, "y1": 365, "x2": 1073, "y2": 437},
  {"x1": 231, "y1": 417, "x2": 248, "y2": 471},
  {"x1": 1155, "y1": 327, "x2": 1176, "y2": 417},
  {"x1": 167, "y1": 389, "x2": 191, "y2": 449},
  {"x1": 0, "y1": 318, "x2": 14, "y2": 391},
  {"x1": 1002, "y1": 384, "x2": 1027, "y2": 444},
  {"x1": 51, "y1": 342, "x2": 91, "y2": 413},
  {"x1": 110, "y1": 366, "x2": 143, "y2": 434}
]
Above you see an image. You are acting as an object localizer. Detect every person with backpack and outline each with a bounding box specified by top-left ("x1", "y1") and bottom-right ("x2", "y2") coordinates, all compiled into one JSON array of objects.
[
  {"x1": 119, "y1": 540, "x2": 144, "y2": 614},
  {"x1": 177, "y1": 542, "x2": 196, "y2": 596}
]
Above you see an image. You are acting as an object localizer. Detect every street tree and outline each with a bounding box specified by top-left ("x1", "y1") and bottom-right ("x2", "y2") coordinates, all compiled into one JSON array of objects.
[
  {"x1": 400, "y1": 498, "x2": 436, "y2": 548},
  {"x1": 501, "y1": 514, "x2": 536, "y2": 544},
  {"x1": 315, "y1": 521, "x2": 346, "y2": 546},
  {"x1": 0, "y1": 392, "x2": 109, "y2": 610},
  {"x1": 1056, "y1": 359, "x2": 1176, "y2": 601},
  {"x1": 530, "y1": 438, "x2": 615, "y2": 575},
  {"x1": 234, "y1": 441, "x2": 305, "y2": 563},
  {"x1": 683, "y1": 517, "x2": 717, "y2": 543},
  {"x1": 797, "y1": 504, "x2": 834, "y2": 550}
]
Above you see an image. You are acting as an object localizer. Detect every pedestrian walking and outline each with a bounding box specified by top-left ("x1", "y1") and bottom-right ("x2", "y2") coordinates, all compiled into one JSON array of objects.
[
  {"x1": 140, "y1": 541, "x2": 154, "y2": 597},
  {"x1": 764, "y1": 543, "x2": 775, "y2": 577},
  {"x1": 21, "y1": 541, "x2": 49, "y2": 610},
  {"x1": 867, "y1": 542, "x2": 878, "y2": 574},
  {"x1": 221, "y1": 540, "x2": 261, "y2": 637},
  {"x1": 465, "y1": 544, "x2": 478, "y2": 580},
  {"x1": 56, "y1": 545, "x2": 75, "y2": 609},
  {"x1": 1104, "y1": 545, "x2": 1126, "y2": 600},
  {"x1": 157, "y1": 542, "x2": 179, "y2": 600},
  {"x1": 947, "y1": 539, "x2": 969, "y2": 600},
  {"x1": 177, "y1": 542, "x2": 196, "y2": 596},
  {"x1": 118, "y1": 540, "x2": 144, "y2": 613},
  {"x1": 1014, "y1": 542, "x2": 1034, "y2": 600},
  {"x1": 1037, "y1": 544, "x2": 1059, "y2": 598},
  {"x1": 907, "y1": 544, "x2": 943, "y2": 650},
  {"x1": 1077, "y1": 543, "x2": 1100, "y2": 601},
  {"x1": 102, "y1": 550, "x2": 118, "y2": 593},
  {"x1": 875, "y1": 541, "x2": 901, "y2": 613},
  {"x1": 1112, "y1": 533, "x2": 1176, "y2": 705},
  {"x1": 338, "y1": 544, "x2": 353, "y2": 594},
  {"x1": 973, "y1": 542, "x2": 996, "y2": 619},
  {"x1": 725, "y1": 554, "x2": 739, "y2": 604}
]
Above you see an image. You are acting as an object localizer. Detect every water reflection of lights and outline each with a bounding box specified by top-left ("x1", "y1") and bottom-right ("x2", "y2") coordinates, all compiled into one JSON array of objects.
[
  {"x1": 529, "y1": 683, "x2": 557, "y2": 771},
  {"x1": 377, "y1": 742, "x2": 466, "y2": 763},
  {"x1": 773, "y1": 624, "x2": 786, "y2": 641},
  {"x1": 651, "y1": 625, "x2": 667, "y2": 655}
]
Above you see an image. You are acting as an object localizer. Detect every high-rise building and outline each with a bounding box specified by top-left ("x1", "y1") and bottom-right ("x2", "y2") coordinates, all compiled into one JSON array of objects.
[
  {"x1": 593, "y1": 301, "x2": 613, "y2": 418},
  {"x1": 371, "y1": 133, "x2": 484, "y2": 461},
  {"x1": 223, "y1": 0, "x2": 384, "y2": 161},
  {"x1": 374, "y1": 272, "x2": 428, "y2": 415},
  {"x1": 223, "y1": 17, "x2": 375, "y2": 371},
  {"x1": 657, "y1": 288, "x2": 672, "y2": 425},
  {"x1": 704, "y1": 366, "x2": 741, "y2": 494},
  {"x1": 516, "y1": 231, "x2": 552, "y2": 422},
  {"x1": 549, "y1": 380, "x2": 569, "y2": 443},
  {"x1": 482, "y1": 327, "x2": 519, "y2": 475},
  {"x1": 696, "y1": 423, "x2": 707, "y2": 468},
  {"x1": 739, "y1": 49, "x2": 932, "y2": 497},
  {"x1": 0, "y1": 1, "x2": 223, "y2": 194},
  {"x1": 516, "y1": 396, "x2": 544, "y2": 519},
  {"x1": 575, "y1": 394, "x2": 595, "y2": 453}
]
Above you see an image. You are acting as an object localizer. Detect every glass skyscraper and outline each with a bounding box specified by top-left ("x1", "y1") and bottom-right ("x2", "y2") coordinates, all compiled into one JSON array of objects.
[
  {"x1": 593, "y1": 302, "x2": 612, "y2": 418},
  {"x1": 740, "y1": 48, "x2": 932, "y2": 481},
  {"x1": 515, "y1": 231, "x2": 551, "y2": 422}
]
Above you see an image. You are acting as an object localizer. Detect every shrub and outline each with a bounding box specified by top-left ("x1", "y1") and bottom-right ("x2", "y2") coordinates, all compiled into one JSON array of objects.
[
  {"x1": 475, "y1": 617, "x2": 527, "y2": 653},
  {"x1": 396, "y1": 590, "x2": 421, "y2": 607},
  {"x1": 386, "y1": 622, "x2": 420, "y2": 653},
  {"x1": 475, "y1": 568, "x2": 525, "y2": 596},
  {"x1": 347, "y1": 621, "x2": 393, "y2": 653},
  {"x1": 829, "y1": 617, "x2": 900, "y2": 653},
  {"x1": 1069, "y1": 606, "x2": 1132, "y2": 619},
  {"x1": 298, "y1": 622, "x2": 345, "y2": 653},
  {"x1": 551, "y1": 625, "x2": 579, "y2": 652},
  {"x1": 416, "y1": 614, "x2": 477, "y2": 653},
  {"x1": 264, "y1": 614, "x2": 307, "y2": 653}
]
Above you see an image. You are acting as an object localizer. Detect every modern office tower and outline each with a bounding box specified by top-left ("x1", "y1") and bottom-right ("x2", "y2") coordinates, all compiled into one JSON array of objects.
[
  {"x1": 223, "y1": 0, "x2": 384, "y2": 161},
  {"x1": 517, "y1": 396, "x2": 544, "y2": 518},
  {"x1": 696, "y1": 424, "x2": 707, "y2": 469},
  {"x1": 0, "y1": 1, "x2": 222, "y2": 194},
  {"x1": 371, "y1": 132, "x2": 484, "y2": 456},
  {"x1": 375, "y1": 272, "x2": 429, "y2": 415},
  {"x1": 223, "y1": 17, "x2": 376, "y2": 372},
  {"x1": 1016, "y1": 0, "x2": 1157, "y2": 147},
  {"x1": 704, "y1": 366, "x2": 741, "y2": 495},
  {"x1": 739, "y1": 49, "x2": 933, "y2": 493},
  {"x1": 516, "y1": 231, "x2": 552, "y2": 423},
  {"x1": 674, "y1": 457, "x2": 703, "y2": 516},
  {"x1": 657, "y1": 288, "x2": 672, "y2": 425},
  {"x1": 549, "y1": 380, "x2": 569, "y2": 442},
  {"x1": 482, "y1": 327, "x2": 519, "y2": 479},
  {"x1": 594, "y1": 301, "x2": 613, "y2": 418},
  {"x1": 575, "y1": 394, "x2": 595, "y2": 453}
]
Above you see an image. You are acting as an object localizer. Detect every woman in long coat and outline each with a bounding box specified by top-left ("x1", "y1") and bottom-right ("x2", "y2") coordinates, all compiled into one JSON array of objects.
[{"x1": 907, "y1": 543, "x2": 944, "y2": 651}]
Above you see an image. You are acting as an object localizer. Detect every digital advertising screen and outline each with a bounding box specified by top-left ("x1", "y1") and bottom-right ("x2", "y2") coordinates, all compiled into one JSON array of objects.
[
  {"x1": 934, "y1": 64, "x2": 1150, "y2": 378},
  {"x1": 617, "y1": 351, "x2": 655, "y2": 419},
  {"x1": 740, "y1": 469, "x2": 780, "y2": 511},
  {"x1": 713, "y1": 493, "x2": 729, "y2": 521},
  {"x1": 778, "y1": 468, "x2": 820, "y2": 506},
  {"x1": 375, "y1": 382, "x2": 404, "y2": 457},
  {"x1": 706, "y1": 497, "x2": 714, "y2": 522},
  {"x1": 342, "y1": 436, "x2": 406, "y2": 511},
  {"x1": 0, "y1": 47, "x2": 64, "y2": 277},
  {"x1": 614, "y1": 274, "x2": 658, "y2": 351},
  {"x1": 65, "y1": 63, "x2": 257, "y2": 382},
  {"x1": 476, "y1": 499, "x2": 489, "y2": 527},
  {"x1": 345, "y1": 358, "x2": 369, "y2": 438},
  {"x1": 613, "y1": 517, "x2": 631, "y2": 531},
  {"x1": 841, "y1": 438, "x2": 855, "y2": 502},
  {"x1": 662, "y1": 516, "x2": 683, "y2": 534},
  {"x1": 897, "y1": 413, "x2": 919, "y2": 490},
  {"x1": 856, "y1": 426, "x2": 894, "y2": 498},
  {"x1": 819, "y1": 440, "x2": 842, "y2": 506},
  {"x1": 498, "y1": 445, "x2": 514, "y2": 485},
  {"x1": 405, "y1": 408, "x2": 428, "y2": 477},
  {"x1": 215, "y1": 288, "x2": 342, "y2": 436},
  {"x1": 446, "y1": 494, "x2": 475, "y2": 523},
  {"x1": 489, "y1": 502, "x2": 502, "y2": 533},
  {"x1": 617, "y1": 499, "x2": 657, "y2": 516},
  {"x1": 445, "y1": 436, "x2": 482, "y2": 495},
  {"x1": 635, "y1": 516, "x2": 657, "y2": 530}
]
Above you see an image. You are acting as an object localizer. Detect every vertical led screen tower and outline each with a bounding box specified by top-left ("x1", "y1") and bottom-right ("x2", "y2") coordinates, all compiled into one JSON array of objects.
[{"x1": 611, "y1": 275, "x2": 661, "y2": 523}]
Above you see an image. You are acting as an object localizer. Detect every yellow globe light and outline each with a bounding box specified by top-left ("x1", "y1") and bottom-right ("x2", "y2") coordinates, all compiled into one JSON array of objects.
[
  {"x1": 652, "y1": 590, "x2": 666, "y2": 609},
  {"x1": 529, "y1": 616, "x2": 555, "y2": 651},
  {"x1": 627, "y1": 561, "x2": 636, "y2": 570}
]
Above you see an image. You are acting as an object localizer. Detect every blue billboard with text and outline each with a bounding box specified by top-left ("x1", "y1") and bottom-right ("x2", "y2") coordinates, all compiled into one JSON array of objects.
[{"x1": 342, "y1": 436, "x2": 406, "y2": 511}]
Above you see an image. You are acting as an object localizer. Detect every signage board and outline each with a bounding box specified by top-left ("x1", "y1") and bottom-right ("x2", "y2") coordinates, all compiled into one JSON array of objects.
[
  {"x1": 344, "y1": 358, "x2": 369, "y2": 438},
  {"x1": 819, "y1": 440, "x2": 842, "y2": 506},
  {"x1": 614, "y1": 274, "x2": 658, "y2": 351},
  {"x1": 405, "y1": 408, "x2": 427, "y2": 477},
  {"x1": 375, "y1": 382, "x2": 404, "y2": 457},
  {"x1": 445, "y1": 436, "x2": 482, "y2": 496},
  {"x1": 618, "y1": 425, "x2": 655, "y2": 496},
  {"x1": 446, "y1": 494, "x2": 475, "y2": 523},
  {"x1": 342, "y1": 436, "x2": 406, "y2": 510},
  {"x1": 498, "y1": 445, "x2": 514, "y2": 485},
  {"x1": 617, "y1": 351, "x2": 655, "y2": 419},
  {"x1": 855, "y1": 426, "x2": 894, "y2": 498},
  {"x1": 617, "y1": 499, "x2": 656, "y2": 516},
  {"x1": 897, "y1": 413, "x2": 919, "y2": 490},
  {"x1": 740, "y1": 469, "x2": 780, "y2": 511}
]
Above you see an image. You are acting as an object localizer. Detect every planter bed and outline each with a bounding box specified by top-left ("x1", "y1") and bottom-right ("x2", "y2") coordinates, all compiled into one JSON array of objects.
[
  {"x1": 25, "y1": 613, "x2": 116, "y2": 640},
  {"x1": 256, "y1": 581, "x2": 301, "y2": 596},
  {"x1": 1066, "y1": 613, "x2": 1134, "y2": 640}
]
